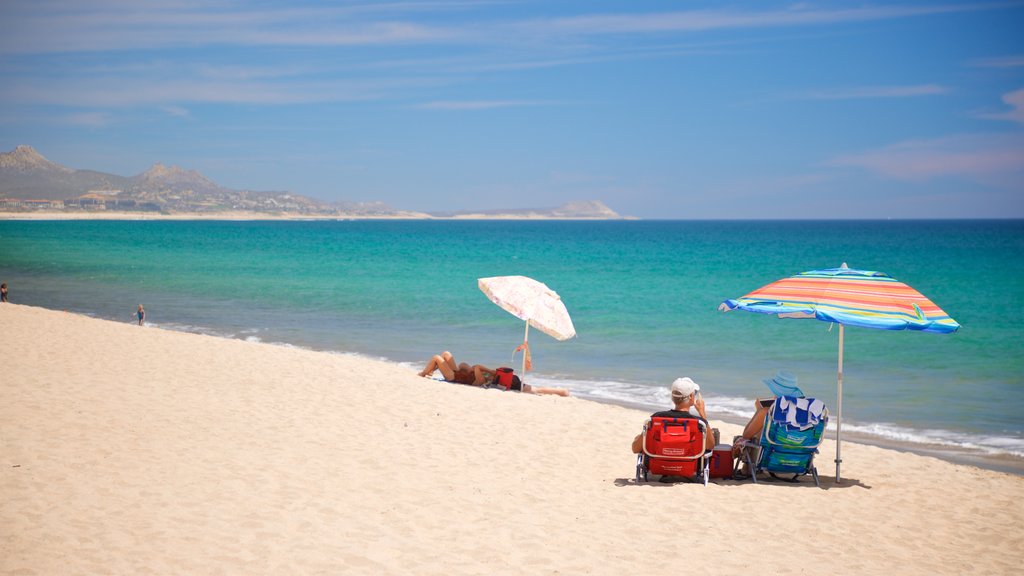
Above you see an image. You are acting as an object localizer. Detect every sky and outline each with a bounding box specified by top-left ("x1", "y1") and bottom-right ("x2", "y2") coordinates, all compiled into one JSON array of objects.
[{"x1": 1, "y1": 1, "x2": 1022, "y2": 219}]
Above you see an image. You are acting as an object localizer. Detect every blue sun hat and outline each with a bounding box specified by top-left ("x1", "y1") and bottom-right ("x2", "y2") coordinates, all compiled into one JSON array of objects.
[{"x1": 763, "y1": 370, "x2": 804, "y2": 398}]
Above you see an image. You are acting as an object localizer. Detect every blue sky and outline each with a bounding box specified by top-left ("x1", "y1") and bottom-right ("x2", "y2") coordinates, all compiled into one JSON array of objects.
[{"x1": 1, "y1": 1, "x2": 1022, "y2": 218}]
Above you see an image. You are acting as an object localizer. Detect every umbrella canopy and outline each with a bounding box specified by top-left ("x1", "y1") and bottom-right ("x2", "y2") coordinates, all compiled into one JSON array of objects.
[
  {"x1": 478, "y1": 275, "x2": 576, "y2": 375},
  {"x1": 719, "y1": 263, "x2": 959, "y2": 482}
]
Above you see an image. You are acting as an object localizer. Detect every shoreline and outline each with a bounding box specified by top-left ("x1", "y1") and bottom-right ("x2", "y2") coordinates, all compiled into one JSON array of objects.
[
  {"x1": 4, "y1": 302, "x2": 1023, "y2": 574},
  {"x1": 139, "y1": 317, "x2": 1024, "y2": 475},
  {"x1": 0, "y1": 210, "x2": 635, "y2": 221},
  {"x1": 15, "y1": 299, "x2": 1024, "y2": 476},
  {"x1": 572, "y1": 387, "x2": 1024, "y2": 477}
]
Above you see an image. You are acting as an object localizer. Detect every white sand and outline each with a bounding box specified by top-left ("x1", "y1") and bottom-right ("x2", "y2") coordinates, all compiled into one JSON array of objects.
[{"x1": 2, "y1": 303, "x2": 1022, "y2": 575}]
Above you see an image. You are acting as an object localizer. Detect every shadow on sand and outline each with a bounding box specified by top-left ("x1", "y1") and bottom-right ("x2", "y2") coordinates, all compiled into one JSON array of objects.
[{"x1": 614, "y1": 473, "x2": 871, "y2": 490}]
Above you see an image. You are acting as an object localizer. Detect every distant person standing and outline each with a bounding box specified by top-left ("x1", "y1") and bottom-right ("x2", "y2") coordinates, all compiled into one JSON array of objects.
[
  {"x1": 1, "y1": 283, "x2": 7, "y2": 302},
  {"x1": 136, "y1": 304, "x2": 145, "y2": 325}
]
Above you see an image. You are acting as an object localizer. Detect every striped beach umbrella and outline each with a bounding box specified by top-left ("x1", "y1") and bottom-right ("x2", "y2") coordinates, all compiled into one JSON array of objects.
[{"x1": 719, "y1": 263, "x2": 960, "y2": 482}]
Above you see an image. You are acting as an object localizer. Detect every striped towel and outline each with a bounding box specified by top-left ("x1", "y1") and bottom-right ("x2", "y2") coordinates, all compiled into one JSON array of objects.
[{"x1": 773, "y1": 396, "x2": 825, "y2": 430}]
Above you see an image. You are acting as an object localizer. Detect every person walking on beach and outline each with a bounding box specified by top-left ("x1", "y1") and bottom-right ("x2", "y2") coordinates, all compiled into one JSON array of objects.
[
  {"x1": 632, "y1": 377, "x2": 717, "y2": 453},
  {"x1": 419, "y1": 350, "x2": 569, "y2": 396},
  {"x1": 136, "y1": 304, "x2": 145, "y2": 326},
  {"x1": 1, "y1": 283, "x2": 7, "y2": 303}
]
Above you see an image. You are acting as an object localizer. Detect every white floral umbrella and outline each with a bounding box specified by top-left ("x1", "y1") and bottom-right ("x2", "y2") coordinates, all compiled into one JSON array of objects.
[{"x1": 478, "y1": 275, "x2": 576, "y2": 375}]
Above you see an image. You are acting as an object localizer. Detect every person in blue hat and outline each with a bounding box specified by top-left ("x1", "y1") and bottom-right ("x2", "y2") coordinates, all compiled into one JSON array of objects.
[{"x1": 733, "y1": 371, "x2": 804, "y2": 454}]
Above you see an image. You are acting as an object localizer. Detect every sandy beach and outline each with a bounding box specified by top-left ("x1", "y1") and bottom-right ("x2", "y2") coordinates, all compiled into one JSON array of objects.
[{"x1": 2, "y1": 303, "x2": 1022, "y2": 575}]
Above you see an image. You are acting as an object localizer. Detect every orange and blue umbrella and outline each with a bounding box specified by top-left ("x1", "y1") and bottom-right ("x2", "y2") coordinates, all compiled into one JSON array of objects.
[{"x1": 719, "y1": 263, "x2": 959, "y2": 482}]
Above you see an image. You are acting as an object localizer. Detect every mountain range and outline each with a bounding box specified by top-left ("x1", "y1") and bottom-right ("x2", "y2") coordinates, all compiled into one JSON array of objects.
[{"x1": 0, "y1": 145, "x2": 624, "y2": 219}]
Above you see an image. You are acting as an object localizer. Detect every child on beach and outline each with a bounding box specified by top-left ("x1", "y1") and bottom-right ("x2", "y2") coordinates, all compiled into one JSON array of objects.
[
  {"x1": 419, "y1": 351, "x2": 569, "y2": 396},
  {"x1": 136, "y1": 304, "x2": 145, "y2": 326},
  {"x1": 1, "y1": 283, "x2": 7, "y2": 303}
]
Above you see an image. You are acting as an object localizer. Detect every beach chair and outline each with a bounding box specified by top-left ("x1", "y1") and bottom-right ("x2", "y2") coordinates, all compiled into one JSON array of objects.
[
  {"x1": 635, "y1": 415, "x2": 710, "y2": 485},
  {"x1": 734, "y1": 396, "x2": 829, "y2": 487}
]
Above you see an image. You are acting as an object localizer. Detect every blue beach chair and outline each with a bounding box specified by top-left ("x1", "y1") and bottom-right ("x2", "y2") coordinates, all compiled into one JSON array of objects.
[{"x1": 735, "y1": 396, "x2": 829, "y2": 488}]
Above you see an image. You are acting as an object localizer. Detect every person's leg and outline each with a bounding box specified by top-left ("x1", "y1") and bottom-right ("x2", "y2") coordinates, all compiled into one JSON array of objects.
[
  {"x1": 419, "y1": 355, "x2": 456, "y2": 380},
  {"x1": 441, "y1": 351, "x2": 457, "y2": 371},
  {"x1": 436, "y1": 356, "x2": 455, "y2": 380},
  {"x1": 522, "y1": 384, "x2": 570, "y2": 397},
  {"x1": 418, "y1": 356, "x2": 441, "y2": 377}
]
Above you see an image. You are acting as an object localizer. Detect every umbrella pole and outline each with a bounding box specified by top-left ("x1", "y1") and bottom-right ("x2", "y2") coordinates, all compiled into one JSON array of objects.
[
  {"x1": 522, "y1": 320, "x2": 530, "y2": 377},
  {"x1": 836, "y1": 324, "x2": 844, "y2": 483}
]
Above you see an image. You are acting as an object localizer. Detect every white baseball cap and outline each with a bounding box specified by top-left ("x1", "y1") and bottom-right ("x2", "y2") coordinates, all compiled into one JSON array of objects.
[{"x1": 671, "y1": 377, "x2": 700, "y2": 398}]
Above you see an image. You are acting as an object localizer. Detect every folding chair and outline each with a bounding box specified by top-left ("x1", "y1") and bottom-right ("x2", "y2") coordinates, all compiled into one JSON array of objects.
[
  {"x1": 635, "y1": 415, "x2": 710, "y2": 485},
  {"x1": 735, "y1": 396, "x2": 829, "y2": 487}
]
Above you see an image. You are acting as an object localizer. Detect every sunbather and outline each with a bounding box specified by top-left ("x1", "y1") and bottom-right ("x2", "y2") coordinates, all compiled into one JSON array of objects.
[
  {"x1": 631, "y1": 377, "x2": 716, "y2": 453},
  {"x1": 418, "y1": 351, "x2": 569, "y2": 396},
  {"x1": 419, "y1": 351, "x2": 493, "y2": 385}
]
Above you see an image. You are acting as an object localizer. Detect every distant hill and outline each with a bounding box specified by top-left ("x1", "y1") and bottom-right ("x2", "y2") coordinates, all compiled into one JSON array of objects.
[
  {"x1": 0, "y1": 145, "x2": 129, "y2": 200},
  {"x1": 0, "y1": 145, "x2": 365, "y2": 214},
  {"x1": 431, "y1": 200, "x2": 625, "y2": 219},
  {"x1": 0, "y1": 145, "x2": 627, "y2": 219}
]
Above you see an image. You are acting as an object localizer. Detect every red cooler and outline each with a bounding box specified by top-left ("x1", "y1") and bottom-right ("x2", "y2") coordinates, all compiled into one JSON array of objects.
[
  {"x1": 495, "y1": 367, "x2": 515, "y2": 389},
  {"x1": 709, "y1": 444, "x2": 734, "y2": 479}
]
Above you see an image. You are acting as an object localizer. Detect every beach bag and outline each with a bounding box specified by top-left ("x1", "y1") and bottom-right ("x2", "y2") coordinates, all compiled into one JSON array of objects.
[
  {"x1": 495, "y1": 367, "x2": 515, "y2": 389},
  {"x1": 491, "y1": 368, "x2": 523, "y2": 391}
]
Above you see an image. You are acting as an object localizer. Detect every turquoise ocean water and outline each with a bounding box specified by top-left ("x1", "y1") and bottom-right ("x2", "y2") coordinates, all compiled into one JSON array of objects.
[{"x1": 2, "y1": 219, "x2": 1022, "y2": 469}]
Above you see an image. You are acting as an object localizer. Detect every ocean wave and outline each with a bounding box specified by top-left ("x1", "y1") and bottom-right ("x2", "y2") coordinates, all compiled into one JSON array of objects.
[
  {"x1": 527, "y1": 373, "x2": 1024, "y2": 460},
  {"x1": 840, "y1": 422, "x2": 1024, "y2": 458}
]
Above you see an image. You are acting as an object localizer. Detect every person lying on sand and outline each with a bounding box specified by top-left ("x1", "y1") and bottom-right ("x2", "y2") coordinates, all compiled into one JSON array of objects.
[
  {"x1": 418, "y1": 351, "x2": 569, "y2": 396},
  {"x1": 418, "y1": 350, "x2": 493, "y2": 385}
]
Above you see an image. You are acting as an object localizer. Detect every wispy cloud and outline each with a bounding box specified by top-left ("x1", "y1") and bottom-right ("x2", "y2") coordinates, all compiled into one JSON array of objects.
[
  {"x1": 829, "y1": 133, "x2": 1024, "y2": 185},
  {"x1": 973, "y1": 88, "x2": 1024, "y2": 124},
  {"x1": 0, "y1": 2, "x2": 1002, "y2": 54},
  {"x1": 0, "y1": 1, "x2": 471, "y2": 54},
  {"x1": 413, "y1": 100, "x2": 549, "y2": 110},
  {"x1": 969, "y1": 55, "x2": 1024, "y2": 68},
  {"x1": 792, "y1": 84, "x2": 949, "y2": 100},
  {"x1": 161, "y1": 105, "x2": 191, "y2": 118},
  {"x1": 518, "y1": 3, "x2": 991, "y2": 36},
  {"x1": 0, "y1": 74, "x2": 443, "y2": 107},
  {"x1": 0, "y1": 2, "x2": 1015, "y2": 116}
]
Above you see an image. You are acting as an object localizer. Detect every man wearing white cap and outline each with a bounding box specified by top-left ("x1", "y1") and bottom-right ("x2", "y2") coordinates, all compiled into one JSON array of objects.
[{"x1": 631, "y1": 377, "x2": 716, "y2": 453}]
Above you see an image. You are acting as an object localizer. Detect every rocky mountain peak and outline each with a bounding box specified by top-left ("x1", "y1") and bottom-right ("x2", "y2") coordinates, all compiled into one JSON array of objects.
[
  {"x1": 133, "y1": 162, "x2": 219, "y2": 192},
  {"x1": 143, "y1": 162, "x2": 171, "y2": 177},
  {"x1": 0, "y1": 145, "x2": 72, "y2": 173}
]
